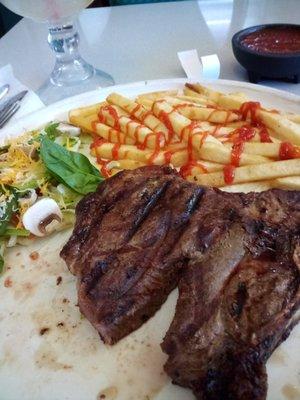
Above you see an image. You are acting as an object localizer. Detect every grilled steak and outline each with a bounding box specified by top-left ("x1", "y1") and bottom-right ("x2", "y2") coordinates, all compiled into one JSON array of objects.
[
  {"x1": 61, "y1": 166, "x2": 300, "y2": 400},
  {"x1": 61, "y1": 166, "x2": 205, "y2": 343},
  {"x1": 162, "y1": 188, "x2": 300, "y2": 400}
]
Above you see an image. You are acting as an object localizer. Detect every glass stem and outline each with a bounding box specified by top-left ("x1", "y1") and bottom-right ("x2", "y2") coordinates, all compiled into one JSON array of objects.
[{"x1": 48, "y1": 19, "x2": 94, "y2": 86}]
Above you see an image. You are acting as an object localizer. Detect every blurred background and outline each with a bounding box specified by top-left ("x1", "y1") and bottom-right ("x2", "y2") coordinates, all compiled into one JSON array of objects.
[{"x1": 0, "y1": 0, "x2": 188, "y2": 36}]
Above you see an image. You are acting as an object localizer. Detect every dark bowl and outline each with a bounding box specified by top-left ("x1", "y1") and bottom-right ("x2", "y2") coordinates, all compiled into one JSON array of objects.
[{"x1": 232, "y1": 24, "x2": 300, "y2": 83}]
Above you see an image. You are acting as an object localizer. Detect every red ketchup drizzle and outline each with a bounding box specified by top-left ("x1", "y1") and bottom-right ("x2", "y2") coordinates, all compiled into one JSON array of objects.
[
  {"x1": 239, "y1": 102, "x2": 272, "y2": 143},
  {"x1": 223, "y1": 125, "x2": 256, "y2": 185},
  {"x1": 98, "y1": 105, "x2": 120, "y2": 131},
  {"x1": 164, "y1": 150, "x2": 174, "y2": 164},
  {"x1": 147, "y1": 132, "x2": 165, "y2": 165},
  {"x1": 223, "y1": 164, "x2": 235, "y2": 185},
  {"x1": 97, "y1": 158, "x2": 110, "y2": 178},
  {"x1": 231, "y1": 141, "x2": 245, "y2": 167},
  {"x1": 237, "y1": 125, "x2": 256, "y2": 142},
  {"x1": 240, "y1": 101, "x2": 261, "y2": 124},
  {"x1": 91, "y1": 120, "x2": 98, "y2": 132},
  {"x1": 90, "y1": 136, "x2": 106, "y2": 150},
  {"x1": 133, "y1": 124, "x2": 142, "y2": 143},
  {"x1": 178, "y1": 120, "x2": 209, "y2": 179},
  {"x1": 279, "y1": 142, "x2": 300, "y2": 160},
  {"x1": 180, "y1": 121, "x2": 199, "y2": 142},
  {"x1": 130, "y1": 104, "x2": 141, "y2": 118},
  {"x1": 158, "y1": 110, "x2": 175, "y2": 142},
  {"x1": 112, "y1": 143, "x2": 121, "y2": 160},
  {"x1": 173, "y1": 103, "x2": 192, "y2": 111},
  {"x1": 258, "y1": 126, "x2": 272, "y2": 143}
]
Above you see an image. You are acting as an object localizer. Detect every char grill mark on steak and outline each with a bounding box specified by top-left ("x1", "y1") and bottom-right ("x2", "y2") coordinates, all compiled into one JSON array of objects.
[{"x1": 60, "y1": 166, "x2": 300, "y2": 400}]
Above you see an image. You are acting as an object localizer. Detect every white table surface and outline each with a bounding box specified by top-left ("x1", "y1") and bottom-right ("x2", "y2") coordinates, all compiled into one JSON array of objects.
[{"x1": 0, "y1": 0, "x2": 300, "y2": 99}]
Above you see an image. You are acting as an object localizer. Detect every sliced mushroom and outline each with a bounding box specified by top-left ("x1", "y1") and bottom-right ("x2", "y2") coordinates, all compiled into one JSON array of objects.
[
  {"x1": 57, "y1": 123, "x2": 81, "y2": 137},
  {"x1": 22, "y1": 198, "x2": 62, "y2": 237}
]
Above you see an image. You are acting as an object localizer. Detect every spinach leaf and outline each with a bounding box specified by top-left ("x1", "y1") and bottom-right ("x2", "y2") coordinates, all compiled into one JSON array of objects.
[
  {"x1": 44, "y1": 122, "x2": 60, "y2": 140},
  {"x1": 40, "y1": 137, "x2": 103, "y2": 195},
  {"x1": 0, "y1": 191, "x2": 18, "y2": 235}
]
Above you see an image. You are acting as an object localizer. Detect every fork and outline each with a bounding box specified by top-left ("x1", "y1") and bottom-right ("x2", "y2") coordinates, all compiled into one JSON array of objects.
[
  {"x1": 0, "y1": 90, "x2": 27, "y2": 129},
  {"x1": 0, "y1": 101, "x2": 21, "y2": 128}
]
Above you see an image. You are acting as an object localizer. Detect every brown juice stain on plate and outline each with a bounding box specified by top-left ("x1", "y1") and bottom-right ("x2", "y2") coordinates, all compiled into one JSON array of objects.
[
  {"x1": 97, "y1": 386, "x2": 118, "y2": 399},
  {"x1": 4, "y1": 276, "x2": 13, "y2": 287},
  {"x1": 281, "y1": 384, "x2": 300, "y2": 399},
  {"x1": 108, "y1": 330, "x2": 169, "y2": 399},
  {"x1": 35, "y1": 343, "x2": 73, "y2": 370},
  {"x1": 13, "y1": 281, "x2": 38, "y2": 300},
  {"x1": 0, "y1": 344, "x2": 17, "y2": 365},
  {"x1": 29, "y1": 251, "x2": 39, "y2": 260}
]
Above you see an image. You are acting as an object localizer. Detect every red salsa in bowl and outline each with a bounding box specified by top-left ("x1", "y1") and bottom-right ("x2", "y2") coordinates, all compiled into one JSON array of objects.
[
  {"x1": 232, "y1": 24, "x2": 300, "y2": 83},
  {"x1": 241, "y1": 26, "x2": 300, "y2": 54}
]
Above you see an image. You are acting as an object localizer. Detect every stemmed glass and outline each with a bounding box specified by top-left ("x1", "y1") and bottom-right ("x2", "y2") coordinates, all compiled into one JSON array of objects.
[{"x1": 1, "y1": 0, "x2": 114, "y2": 104}]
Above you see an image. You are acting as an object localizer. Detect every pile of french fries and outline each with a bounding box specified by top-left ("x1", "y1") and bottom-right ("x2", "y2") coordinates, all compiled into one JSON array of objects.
[{"x1": 69, "y1": 83, "x2": 300, "y2": 192}]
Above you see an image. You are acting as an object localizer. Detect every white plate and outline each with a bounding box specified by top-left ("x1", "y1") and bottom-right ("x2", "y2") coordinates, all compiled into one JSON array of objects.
[{"x1": 0, "y1": 79, "x2": 299, "y2": 400}]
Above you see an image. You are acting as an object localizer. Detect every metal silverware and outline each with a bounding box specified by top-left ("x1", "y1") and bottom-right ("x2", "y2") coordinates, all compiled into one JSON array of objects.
[
  {"x1": 0, "y1": 84, "x2": 9, "y2": 102},
  {"x1": 0, "y1": 90, "x2": 27, "y2": 128}
]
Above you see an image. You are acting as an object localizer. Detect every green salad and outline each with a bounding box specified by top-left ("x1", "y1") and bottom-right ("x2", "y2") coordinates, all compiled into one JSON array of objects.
[{"x1": 0, "y1": 122, "x2": 104, "y2": 272}]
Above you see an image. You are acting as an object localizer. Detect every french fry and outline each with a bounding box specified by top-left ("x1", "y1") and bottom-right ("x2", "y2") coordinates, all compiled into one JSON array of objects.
[
  {"x1": 151, "y1": 100, "x2": 192, "y2": 139},
  {"x1": 225, "y1": 121, "x2": 247, "y2": 129},
  {"x1": 258, "y1": 110, "x2": 300, "y2": 145},
  {"x1": 192, "y1": 159, "x2": 300, "y2": 187},
  {"x1": 136, "y1": 90, "x2": 178, "y2": 101},
  {"x1": 175, "y1": 95, "x2": 216, "y2": 107},
  {"x1": 150, "y1": 100, "x2": 223, "y2": 146},
  {"x1": 221, "y1": 181, "x2": 273, "y2": 193},
  {"x1": 198, "y1": 142, "x2": 270, "y2": 165},
  {"x1": 94, "y1": 142, "x2": 151, "y2": 162},
  {"x1": 147, "y1": 149, "x2": 189, "y2": 167},
  {"x1": 105, "y1": 159, "x2": 147, "y2": 176},
  {"x1": 69, "y1": 113, "x2": 136, "y2": 145},
  {"x1": 209, "y1": 90, "x2": 300, "y2": 145},
  {"x1": 136, "y1": 97, "x2": 153, "y2": 109},
  {"x1": 69, "y1": 102, "x2": 106, "y2": 119},
  {"x1": 106, "y1": 93, "x2": 170, "y2": 141},
  {"x1": 164, "y1": 96, "x2": 240, "y2": 123},
  {"x1": 182, "y1": 162, "x2": 224, "y2": 178},
  {"x1": 183, "y1": 86, "x2": 208, "y2": 99},
  {"x1": 272, "y1": 176, "x2": 300, "y2": 190},
  {"x1": 68, "y1": 84, "x2": 300, "y2": 193},
  {"x1": 185, "y1": 83, "x2": 221, "y2": 102},
  {"x1": 285, "y1": 113, "x2": 300, "y2": 123},
  {"x1": 69, "y1": 113, "x2": 96, "y2": 134},
  {"x1": 92, "y1": 122, "x2": 136, "y2": 145},
  {"x1": 112, "y1": 159, "x2": 146, "y2": 170},
  {"x1": 223, "y1": 142, "x2": 287, "y2": 158},
  {"x1": 99, "y1": 104, "x2": 165, "y2": 149}
]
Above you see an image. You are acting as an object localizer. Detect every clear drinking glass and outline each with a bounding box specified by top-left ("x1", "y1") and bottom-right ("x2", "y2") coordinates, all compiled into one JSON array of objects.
[{"x1": 1, "y1": 0, "x2": 114, "y2": 104}]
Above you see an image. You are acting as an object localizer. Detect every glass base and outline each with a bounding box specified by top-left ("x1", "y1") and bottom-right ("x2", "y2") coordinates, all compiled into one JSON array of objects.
[{"x1": 37, "y1": 67, "x2": 114, "y2": 105}]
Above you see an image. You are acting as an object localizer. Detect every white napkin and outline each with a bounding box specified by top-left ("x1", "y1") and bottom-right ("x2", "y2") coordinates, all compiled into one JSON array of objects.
[
  {"x1": 0, "y1": 65, "x2": 44, "y2": 128},
  {"x1": 178, "y1": 50, "x2": 220, "y2": 80}
]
